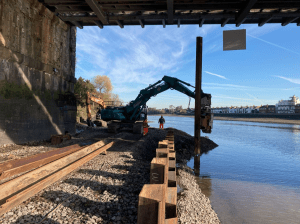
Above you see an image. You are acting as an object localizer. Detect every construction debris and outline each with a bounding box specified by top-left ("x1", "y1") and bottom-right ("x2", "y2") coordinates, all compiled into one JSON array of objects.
[{"x1": 51, "y1": 134, "x2": 72, "y2": 145}]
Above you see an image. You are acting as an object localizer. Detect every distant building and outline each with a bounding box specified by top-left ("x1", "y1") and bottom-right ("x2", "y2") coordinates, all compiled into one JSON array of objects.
[
  {"x1": 212, "y1": 107, "x2": 221, "y2": 113},
  {"x1": 229, "y1": 106, "x2": 237, "y2": 113},
  {"x1": 252, "y1": 106, "x2": 260, "y2": 113},
  {"x1": 259, "y1": 105, "x2": 276, "y2": 113},
  {"x1": 222, "y1": 107, "x2": 229, "y2": 113},
  {"x1": 276, "y1": 95, "x2": 300, "y2": 113},
  {"x1": 245, "y1": 106, "x2": 254, "y2": 113},
  {"x1": 295, "y1": 104, "x2": 300, "y2": 114}
]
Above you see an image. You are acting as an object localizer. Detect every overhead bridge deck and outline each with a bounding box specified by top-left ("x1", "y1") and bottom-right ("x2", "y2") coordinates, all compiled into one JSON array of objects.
[{"x1": 39, "y1": 0, "x2": 300, "y2": 28}]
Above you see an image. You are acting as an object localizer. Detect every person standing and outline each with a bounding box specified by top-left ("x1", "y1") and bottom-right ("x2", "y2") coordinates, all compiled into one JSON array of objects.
[{"x1": 158, "y1": 115, "x2": 165, "y2": 129}]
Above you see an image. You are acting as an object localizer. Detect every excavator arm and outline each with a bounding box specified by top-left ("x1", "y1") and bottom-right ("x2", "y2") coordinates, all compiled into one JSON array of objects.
[
  {"x1": 86, "y1": 92, "x2": 106, "y2": 126},
  {"x1": 101, "y1": 76, "x2": 213, "y2": 133}
]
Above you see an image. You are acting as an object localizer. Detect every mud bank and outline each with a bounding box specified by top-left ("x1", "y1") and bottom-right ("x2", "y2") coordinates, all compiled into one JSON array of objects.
[
  {"x1": 214, "y1": 116, "x2": 300, "y2": 125},
  {"x1": 0, "y1": 124, "x2": 220, "y2": 224}
]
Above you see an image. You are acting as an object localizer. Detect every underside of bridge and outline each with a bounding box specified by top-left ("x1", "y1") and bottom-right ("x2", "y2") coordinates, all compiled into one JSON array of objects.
[
  {"x1": 39, "y1": 0, "x2": 300, "y2": 28},
  {"x1": 1, "y1": 0, "x2": 299, "y2": 146}
]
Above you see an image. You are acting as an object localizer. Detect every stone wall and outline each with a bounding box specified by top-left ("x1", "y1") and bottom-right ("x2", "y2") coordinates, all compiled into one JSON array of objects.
[{"x1": 0, "y1": 0, "x2": 77, "y2": 145}]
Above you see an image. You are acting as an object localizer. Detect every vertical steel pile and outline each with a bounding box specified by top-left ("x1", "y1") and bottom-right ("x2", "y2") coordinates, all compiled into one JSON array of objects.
[{"x1": 137, "y1": 131, "x2": 177, "y2": 224}]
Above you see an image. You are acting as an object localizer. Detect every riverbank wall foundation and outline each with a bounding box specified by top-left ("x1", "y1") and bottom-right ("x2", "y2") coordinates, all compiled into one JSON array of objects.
[{"x1": 0, "y1": 0, "x2": 77, "y2": 145}]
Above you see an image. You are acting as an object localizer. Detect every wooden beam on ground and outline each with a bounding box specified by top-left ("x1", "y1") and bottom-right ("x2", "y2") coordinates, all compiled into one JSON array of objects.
[
  {"x1": 0, "y1": 145, "x2": 82, "y2": 181},
  {"x1": 71, "y1": 21, "x2": 83, "y2": 29},
  {"x1": 139, "y1": 19, "x2": 145, "y2": 28},
  {"x1": 177, "y1": 19, "x2": 180, "y2": 28},
  {"x1": 194, "y1": 36, "x2": 202, "y2": 155},
  {"x1": 221, "y1": 18, "x2": 230, "y2": 27},
  {"x1": 199, "y1": 18, "x2": 205, "y2": 27},
  {"x1": 94, "y1": 20, "x2": 103, "y2": 28},
  {"x1": 167, "y1": 0, "x2": 174, "y2": 24},
  {"x1": 258, "y1": 16, "x2": 273, "y2": 26},
  {"x1": 85, "y1": 0, "x2": 108, "y2": 24},
  {"x1": 162, "y1": 19, "x2": 166, "y2": 28},
  {"x1": 0, "y1": 144, "x2": 78, "y2": 173},
  {"x1": 0, "y1": 142, "x2": 114, "y2": 217},
  {"x1": 0, "y1": 140, "x2": 109, "y2": 201},
  {"x1": 235, "y1": 0, "x2": 257, "y2": 27},
  {"x1": 116, "y1": 20, "x2": 124, "y2": 28},
  {"x1": 282, "y1": 17, "x2": 299, "y2": 26}
]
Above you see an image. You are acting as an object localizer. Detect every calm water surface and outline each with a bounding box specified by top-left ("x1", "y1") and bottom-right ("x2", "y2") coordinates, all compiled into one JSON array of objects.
[{"x1": 148, "y1": 115, "x2": 300, "y2": 224}]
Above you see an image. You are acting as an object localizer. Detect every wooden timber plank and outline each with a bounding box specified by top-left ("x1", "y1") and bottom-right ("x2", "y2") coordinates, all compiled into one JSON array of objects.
[
  {"x1": 0, "y1": 144, "x2": 82, "y2": 173},
  {"x1": 0, "y1": 145, "x2": 83, "y2": 181},
  {"x1": 0, "y1": 142, "x2": 114, "y2": 217},
  {"x1": 0, "y1": 141, "x2": 108, "y2": 201}
]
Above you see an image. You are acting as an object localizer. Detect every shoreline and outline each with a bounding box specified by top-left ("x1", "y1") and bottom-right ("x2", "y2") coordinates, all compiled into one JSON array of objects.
[
  {"x1": 213, "y1": 116, "x2": 300, "y2": 125},
  {"x1": 148, "y1": 114, "x2": 300, "y2": 125},
  {"x1": 0, "y1": 126, "x2": 220, "y2": 223}
]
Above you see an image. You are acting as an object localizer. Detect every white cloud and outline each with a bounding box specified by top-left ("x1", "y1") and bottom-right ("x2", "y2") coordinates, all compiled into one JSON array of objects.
[
  {"x1": 204, "y1": 71, "x2": 227, "y2": 79},
  {"x1": 275, "y1": 76, "x2": 300, "y2": 84}
]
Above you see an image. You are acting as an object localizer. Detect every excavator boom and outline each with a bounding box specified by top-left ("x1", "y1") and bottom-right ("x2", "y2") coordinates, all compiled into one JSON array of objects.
[
  {"x1": 86, "y1": 92, "x2": 106, "y2": 126},
  {"x1": 101, "y1": 76, "x2": 213, "y2": 133}
]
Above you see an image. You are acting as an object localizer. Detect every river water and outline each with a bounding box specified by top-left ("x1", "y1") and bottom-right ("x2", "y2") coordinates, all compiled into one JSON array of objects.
[{"x1": 148, "y1": 115, "x2": 300, "y2": 224}]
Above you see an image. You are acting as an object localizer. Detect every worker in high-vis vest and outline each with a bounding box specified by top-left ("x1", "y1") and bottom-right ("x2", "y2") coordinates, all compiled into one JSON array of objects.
[{"x1": 158, "y1": 115, "x2": 165, "y2": 129}]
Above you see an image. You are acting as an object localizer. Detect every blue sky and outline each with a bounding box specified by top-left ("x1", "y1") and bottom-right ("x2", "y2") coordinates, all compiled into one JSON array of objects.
[{"x1": 75, "y1": 23, "x2": 300, "y2": 109}]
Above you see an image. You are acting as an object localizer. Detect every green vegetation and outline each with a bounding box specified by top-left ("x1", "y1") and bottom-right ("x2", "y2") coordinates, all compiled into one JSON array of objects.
[
  {"x1": 74, "y1": 75, "x2": 122, "y2": 121},
  {"x1": 0, "y1": 80, "x2": 34, "y2": 100}
]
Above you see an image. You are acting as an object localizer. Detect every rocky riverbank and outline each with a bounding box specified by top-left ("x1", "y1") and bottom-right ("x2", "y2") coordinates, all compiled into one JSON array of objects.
[{"x1": 0, "y1": 124, "x2": 220, "y2": 224}]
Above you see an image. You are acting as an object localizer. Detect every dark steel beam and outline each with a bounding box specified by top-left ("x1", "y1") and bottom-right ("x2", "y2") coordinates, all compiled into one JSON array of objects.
[
  {"x1": 71, "y1": 21, "x2": 83, "y2": 29},
  {"x1": 167, "y1": 0, "x2": 174, "y2": 24},
  {"x1": 258, "y1": 16, "x2": 273, "y2": 26},
  {"x1": 195, "y1": 36, "x2": 202, "y2": 156},
  {"x1": 94, "y1": 20, "x2": 103, "y2": 28},
  {"x1": 282, "y1": 17, "x2": 299, "y2": 26},
  {"x1": 59, "y1": 11, "x2": 300, "y2": 22},
  {"x1": 97, "y1": 3, "x2": 300, "y2": 12},
  {"x1": 221, "y1": 18, "x2": 230, "y2": 27},
  {"x1": 162, "y1": 18, "x2": 166, "y2": 28},
  {"x1": 235, "y1": 0, "x2": 258, "y2": 27},
  {"x1": 199, "y1": 18, "x2": 205, "y2": 27},
  {"x1": 85, "y1": 0, "x2": 108, "y2": 24},
  {"x1": 116, "y1": 20, "x2": 124, "y2": 28},
  {"x1": 139, "y1": 19, "x2": 145, "y2": 28},
  {"x1": 55, "y1": 8, "x2": 93, "y2": 12}
]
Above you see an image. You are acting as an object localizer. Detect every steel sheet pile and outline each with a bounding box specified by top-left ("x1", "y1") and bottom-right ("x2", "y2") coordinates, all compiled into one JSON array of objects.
[{"x1": 137, "y1": 130, "x2": 177, "y2": 224}]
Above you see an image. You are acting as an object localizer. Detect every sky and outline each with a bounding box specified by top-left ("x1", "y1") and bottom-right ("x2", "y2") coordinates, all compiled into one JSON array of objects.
[{"x1": 75, "y1": 23, "x2": 300, "y2": 109}]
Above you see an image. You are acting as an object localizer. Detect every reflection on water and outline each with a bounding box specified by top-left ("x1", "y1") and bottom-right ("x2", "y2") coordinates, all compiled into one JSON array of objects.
[
  {"x1": 210, "y1": 179, "x2": 300, "y2": 224},
  {"x1": 195, "y1": 175, "x2": 212, "y2": 198},
  {"x1": 147, "y1": 116, "x2": 300, "y2": 224}
]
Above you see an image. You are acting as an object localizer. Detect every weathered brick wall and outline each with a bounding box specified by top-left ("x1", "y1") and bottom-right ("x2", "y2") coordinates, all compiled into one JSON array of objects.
[{"x1": 0, "y1": 0, "x2": 77, "y2": 145}]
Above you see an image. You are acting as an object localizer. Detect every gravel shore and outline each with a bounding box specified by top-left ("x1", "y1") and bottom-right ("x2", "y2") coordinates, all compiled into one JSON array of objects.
[{"x1": 0, "y1": 124, "x2": 220, "y2": 224}]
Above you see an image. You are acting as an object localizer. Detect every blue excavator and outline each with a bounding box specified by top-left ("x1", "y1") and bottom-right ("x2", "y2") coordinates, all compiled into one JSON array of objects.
[{"x1": 99, "y1": 76, "x2": 213, "y2": 134}]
